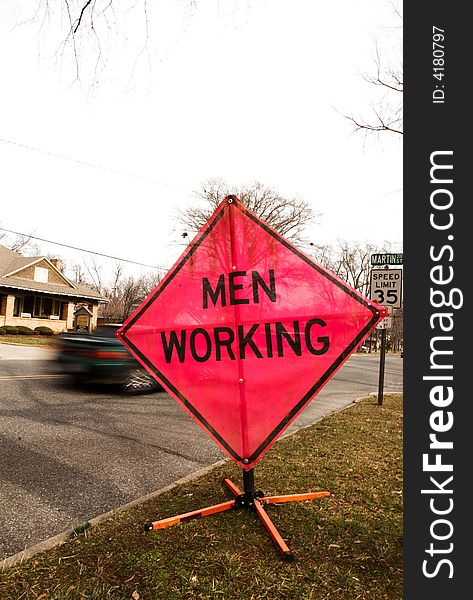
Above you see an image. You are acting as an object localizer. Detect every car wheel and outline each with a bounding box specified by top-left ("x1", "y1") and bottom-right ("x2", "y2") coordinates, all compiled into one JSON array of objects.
[{"x1": 121, "y1": 368, "x2": 160, "y2": 394}]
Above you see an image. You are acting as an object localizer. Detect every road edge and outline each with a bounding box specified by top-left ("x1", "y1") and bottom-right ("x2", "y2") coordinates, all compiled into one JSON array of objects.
[
  {"x1": 1, "y1": 391, "x2": 403, "y2": 570},
  {"x1": 1, "y1": 459, "x2": 227, "y2": 571}
]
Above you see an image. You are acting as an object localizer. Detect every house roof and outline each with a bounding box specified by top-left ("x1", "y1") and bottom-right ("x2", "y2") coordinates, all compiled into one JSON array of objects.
[
  {"x1": 0, "y1": 244, "x2": 107, "y2": 301},
  {"x1": 74, "y1": 305, "x2": 94, "y2": 316}
]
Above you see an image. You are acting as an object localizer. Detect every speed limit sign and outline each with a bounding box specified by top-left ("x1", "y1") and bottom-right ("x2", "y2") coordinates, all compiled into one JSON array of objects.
[{"x1": 370, "y1": 268, "x2": 403, "y2": 309}]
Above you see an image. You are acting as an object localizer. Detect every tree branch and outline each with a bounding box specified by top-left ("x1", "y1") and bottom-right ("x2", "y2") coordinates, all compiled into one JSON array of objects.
[{"x1": 73, "y1": 0, "x2": 93, "y2": 33}]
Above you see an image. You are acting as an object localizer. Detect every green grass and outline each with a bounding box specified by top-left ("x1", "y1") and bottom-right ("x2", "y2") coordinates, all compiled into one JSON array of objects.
[
  {"x1": 0, "y1": 394, "x2": 403, "y2": 599},
  {"x1": 0, "y1": 335, "x2": 58, "y2": 347}
]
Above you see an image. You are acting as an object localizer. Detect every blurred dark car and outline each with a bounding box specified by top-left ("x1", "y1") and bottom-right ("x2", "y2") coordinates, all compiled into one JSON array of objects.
[{"x1": 55, "y1": 323, "x2": 162, "y2": 394}]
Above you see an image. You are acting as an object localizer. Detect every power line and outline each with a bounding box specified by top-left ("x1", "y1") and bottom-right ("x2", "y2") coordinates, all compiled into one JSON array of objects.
[
  {"x1": 368, "y1": 187, "x2": 403, "y2": 206},
  {"x1": 0, "y1": 135, "x2": 189, "y2": 190},
  {"x1": 0, "y1": 226, "x2": 167, "y2": 271}
]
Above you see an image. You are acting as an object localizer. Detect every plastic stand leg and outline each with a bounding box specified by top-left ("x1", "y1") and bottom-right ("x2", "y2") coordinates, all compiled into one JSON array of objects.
[{"x1": 144, "y1": 468, "x2": 331, "y2": 561}]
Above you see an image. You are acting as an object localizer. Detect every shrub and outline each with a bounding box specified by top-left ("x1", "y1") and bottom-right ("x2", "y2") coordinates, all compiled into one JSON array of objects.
[
  {"x1": 17, "y1": 326, "x2": 35, "y2": 335},
  {"x1": 0, "y1": 328, "x2": 6, "y2": 335},
  {"x1": 34, "y1": 326, "x2": 54, "y2": 336},
  {"x1": 2, "y1": 325, "x2": 20, "y2": 334}
]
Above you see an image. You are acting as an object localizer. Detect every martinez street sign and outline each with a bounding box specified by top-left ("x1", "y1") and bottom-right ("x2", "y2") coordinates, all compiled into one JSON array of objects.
[
  {"x1": 370, "y1": 253, "x2": 403, "y2": 266},
  {"x1": 117, "y1": 197, "x2": 386, "y2": 470}
]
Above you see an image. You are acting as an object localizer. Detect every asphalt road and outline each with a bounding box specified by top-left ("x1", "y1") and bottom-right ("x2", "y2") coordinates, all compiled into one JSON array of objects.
[{"x1": 0, "y1": 344, "x2": 403, "y2": 561}]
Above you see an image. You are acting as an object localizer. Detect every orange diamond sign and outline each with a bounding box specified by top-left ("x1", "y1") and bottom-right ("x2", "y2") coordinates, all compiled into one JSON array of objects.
[{"x1": 117, "y1": 197, "x2": 385, "y2": 469}]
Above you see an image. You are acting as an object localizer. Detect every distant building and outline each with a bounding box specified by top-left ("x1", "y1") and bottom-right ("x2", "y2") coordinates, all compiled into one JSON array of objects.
[{"x1": 0, "y1": 244, "x2": 107, "y2": 332}]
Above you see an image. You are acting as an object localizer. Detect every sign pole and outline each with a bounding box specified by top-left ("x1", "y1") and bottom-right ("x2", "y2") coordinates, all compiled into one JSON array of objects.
[
  {"x1": 377, "y1": 328, "x2": 387, "y2": 406},
  {"x1": 242, "y1": 468, "x2": 256, "y2": 503}
]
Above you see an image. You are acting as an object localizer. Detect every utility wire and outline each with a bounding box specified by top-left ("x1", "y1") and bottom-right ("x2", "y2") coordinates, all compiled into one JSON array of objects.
[
  {"x1": 0, "y1": 136, "x2": 189, "y2": 190},
  {"x1": 0, "y1": 226, "x2": 167, "y2": 271}
]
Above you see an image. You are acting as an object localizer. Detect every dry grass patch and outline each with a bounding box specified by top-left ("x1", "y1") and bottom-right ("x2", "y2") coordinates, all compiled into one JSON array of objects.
[{"x1": 1, "y1": 394, "x2": 403, "y2": 599}]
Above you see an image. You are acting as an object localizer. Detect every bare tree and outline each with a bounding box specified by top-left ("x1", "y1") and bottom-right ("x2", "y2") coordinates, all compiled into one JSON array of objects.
[
  {"x1": 21, "y1": 1, "x2": 209, "y2": 87},
  {"x1": 310, "y1": 239, "x2": 404, "y2": 352},
  {"x1": 343, "y1": 4, "x2": 403, "y2": 137},
  {"x1": 309, "y1": 240, "x2": 381, "y2": 297},
  {"x1": 68, "y1": 262, "x2": 91, "y2": 285},
  {"x1": 141, "y1": 271, "x2": 162, "y2": 296},
  {"x1": 83, "y1": 257, "x2": 107, "y2": 293},
  {"x1": 118, "y1": 277, "x2": 147, "y2": 320},
  {"x1": 337, "y1": 241, "x2": 379, "y2": 297},
  {"x1": 306, "y1": 243, "x2": 342, "y2": 277},
  {"x1": 100, "y1": 268, "x2": 162, "y2": 323},
  {"x1": 0, "y1": 229, "x2": 40, "y2": 255},
  {"x1": 21, "y1": 0, "x2": 150, "y2": 85},
  {"x1": 178, "y1": 178, "x2": 317, "y2": 245},
  {"x1": 390, "y1": 307, "x2": 403, "y2": 352},
  {"x1": 58, "y1": 253, "x2": 162, "y2": 321}
]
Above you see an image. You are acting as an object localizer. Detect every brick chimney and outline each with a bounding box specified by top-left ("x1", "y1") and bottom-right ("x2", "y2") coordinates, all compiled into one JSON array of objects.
[{"x1": 50, "y1": 258, "x2": 63, "y2": 272}]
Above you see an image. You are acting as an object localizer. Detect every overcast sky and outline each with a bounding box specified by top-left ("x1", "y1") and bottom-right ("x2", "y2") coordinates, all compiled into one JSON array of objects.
[{"x1": 0, "y1": 0, "x2": 402, "y2": 283}]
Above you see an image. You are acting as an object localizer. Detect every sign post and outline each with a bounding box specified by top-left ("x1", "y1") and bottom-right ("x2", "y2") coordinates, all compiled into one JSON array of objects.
[
  {"x1": 117, "y1": 196, "x2": 386, "y2": 558},
  {"x1": 370, "y1": 263, "x2": 403, "y2": 405},
  {"x1": 377, "y1": 328, "x2": 387, "y2": 406}
]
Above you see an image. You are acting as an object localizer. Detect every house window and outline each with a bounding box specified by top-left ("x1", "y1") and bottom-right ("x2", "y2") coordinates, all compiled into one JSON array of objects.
[
  {"x1": 33, "y1": 296, "x2": 42, "y2": 317},
  {"x1": 34, "y1": 267, "x2": 49, "y2": 283},
  {"x1": 23, "y1": 296, "x2": 34, "y2": 315},
  {"x1": 53, "y1": 300, "x2": 61, "y2": 317},
  {"x1": 13, "y1": 297, "x2": 21, "y2": 317},
  {"x1": 17, "y1": 295, "x2": 63, "y2": 319},
  {"x1": 41, "y1": 298, "x2": 53, "y2": 318}
]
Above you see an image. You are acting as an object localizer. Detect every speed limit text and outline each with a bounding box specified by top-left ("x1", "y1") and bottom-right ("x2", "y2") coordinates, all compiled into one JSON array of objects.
[{"x1": 371, "y1": 272, "x2": 401, "y2": 287}]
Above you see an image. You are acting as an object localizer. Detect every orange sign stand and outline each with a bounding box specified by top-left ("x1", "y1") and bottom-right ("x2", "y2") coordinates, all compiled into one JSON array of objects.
[{"x1": 145, "y1": 468, "x2": 331, "y2": 560}]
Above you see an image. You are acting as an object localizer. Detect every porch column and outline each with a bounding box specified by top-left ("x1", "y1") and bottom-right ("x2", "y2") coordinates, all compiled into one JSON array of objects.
[{"x1": 3, "y1": 295, "x2": 15, "y2": 326}]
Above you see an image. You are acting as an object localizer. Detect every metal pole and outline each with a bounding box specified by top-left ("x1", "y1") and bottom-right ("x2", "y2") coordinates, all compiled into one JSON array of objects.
[
  {"x1": 242, "y1": 468, "x2": 255, "y2": 496},
  {"x1": 378, "y1": 327, "x2": 386, "y2": 405},
  {"x1": 239, "y1": 468, "x2": 257, "y2": 508}
]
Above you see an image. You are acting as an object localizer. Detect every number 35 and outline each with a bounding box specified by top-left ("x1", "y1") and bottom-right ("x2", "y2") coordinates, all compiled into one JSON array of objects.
[{"x1": 373, "y1": 289, "x2": 398, "y2": 304}]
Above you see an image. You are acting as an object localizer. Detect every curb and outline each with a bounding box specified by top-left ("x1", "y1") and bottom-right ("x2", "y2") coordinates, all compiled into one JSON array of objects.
[
  {"x1": 1, "y1": 390, "x2": 403, "y2": 570},
  {"x1": 1, "y1": 459, "x2": 227, "y2": 570},
  {"x1": 0, "y1": 341, "x2": 55, "y2": 348}
]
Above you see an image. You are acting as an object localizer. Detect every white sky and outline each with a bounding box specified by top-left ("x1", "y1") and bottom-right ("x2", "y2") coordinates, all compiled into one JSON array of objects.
[{"x1": 0, "y1": 0, "x2": 402, "y2": 284}]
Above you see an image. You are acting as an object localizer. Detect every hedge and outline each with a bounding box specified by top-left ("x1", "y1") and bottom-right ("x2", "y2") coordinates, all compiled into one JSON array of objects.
[
  {"x1": 34, "y1": 326, "x2": 54, "y2": 336},
  {"x1": 1, "y1": 326, "x2": 20, "y2": 335},
  {"x1": 17, "y1": 325, "x2": 36, "y2": 335}
]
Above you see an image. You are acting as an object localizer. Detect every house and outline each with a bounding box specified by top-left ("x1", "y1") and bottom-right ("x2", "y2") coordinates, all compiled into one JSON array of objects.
[{"x1": 0, "y1": 244, "x2": 107, "y2": 333}]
